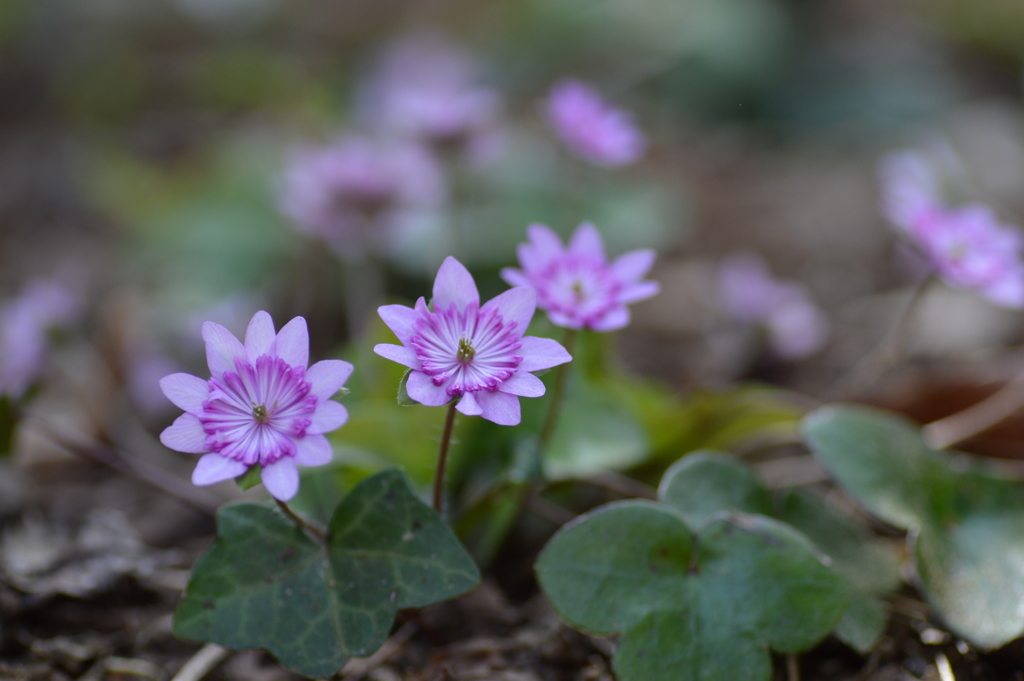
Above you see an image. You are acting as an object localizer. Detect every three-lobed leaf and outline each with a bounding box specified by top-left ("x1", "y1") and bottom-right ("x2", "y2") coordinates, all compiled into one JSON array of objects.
[
  {"x1": 536, "y1": 500, "x2": 849, "y2": 681},
  {"x1": 804, "y1": 404, "x2": 1024, "y2": 648},
  {"x1": 174, "y1": 469, "x2": 480, "y2": 678},
  {"x1": 658, "y1": 450, "x2": 899, "y2": 653}
]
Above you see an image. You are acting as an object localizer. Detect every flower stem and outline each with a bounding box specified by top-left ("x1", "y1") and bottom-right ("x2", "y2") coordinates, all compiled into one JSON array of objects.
[
  {"x1": 821, "y1": 275, "x2": 933, "y2": 400},
  {"x1": 923, "y1": 365, "x2": 1024, "y2": 450},
  {"x1": 539, "y1": 328, "x2": 579, "y2": 450},
  {"x1": 275, "y1": 499, "x2": 327, "y2": 543},
  {"x1": 433, "y1": 401, "x2": 459, "y2": 513}
]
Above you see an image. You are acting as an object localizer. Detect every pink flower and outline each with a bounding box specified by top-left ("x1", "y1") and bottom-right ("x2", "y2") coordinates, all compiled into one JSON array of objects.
[
  {"x1": 913, "y1": 205, "x2": 1024, "y2": 308},
  {"x1": 0, "y1": 279, "x2": 81, "y2": 398},
  {"x1": 374, "y1": 257, "x2": 571, "y2": 425},
  {"x1": 358, "y1": 33, "x2": 501, "y2": 148},
  {"x1": 280, "y1": 136, "x2": 444, "y2": 258},
  {"x1": 159, "y1": 311, "x2": 353, "y2": 502},
  {"x1": 500, "y1": 223, "x2": 660, "y2": 332},
  {"x1": 545, "y1": 80, "x2": 646, "y2": 167},
  {"x1": 878, "y1": 150, "x2": 943, "y2": 234},
  {"x1": 718, "y1": 253, "x2": 828, "y2": 360}
]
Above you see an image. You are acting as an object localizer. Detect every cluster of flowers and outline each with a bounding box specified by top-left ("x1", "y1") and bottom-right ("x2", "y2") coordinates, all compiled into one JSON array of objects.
[
  {"x1": 879, "y1": 148, "x2": 1024, "y2": 308},
  {"x1": 159, "y1": 224, "x2": 659, "y2": 501},
  {"x1": 279, "y1": 32, "x2": 646, "y2": 258}
]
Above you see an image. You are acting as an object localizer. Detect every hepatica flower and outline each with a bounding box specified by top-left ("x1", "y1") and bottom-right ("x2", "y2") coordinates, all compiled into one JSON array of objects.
[
  {"x1": 545, "y1": 79, "x2": 646, "y2": 168},
  {"x1": 374, "y1": 257, "x2": 571, "y2": 425},
  {"x1": 280, "y1": 135, "x2": 444, "y2": 258},
  {"x1": 501, "y1": 223, "x2": 660, "y2": 332},
  {"x1": 718, "y1": 252, "x2": 829, "y2": 360},
  {"x1": 879, "y1": 148, "x2": 1024, "y2": 308},
  {"x1": 159, "y1": 311, "x2": 353, "y2": 502}
]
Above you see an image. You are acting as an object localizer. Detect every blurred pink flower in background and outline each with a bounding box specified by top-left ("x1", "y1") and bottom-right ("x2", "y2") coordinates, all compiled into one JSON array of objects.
[
  {"x1": 280, "y1": 136, "x2": 445, "y2": 258},
  {"x1": 159, "y1": 311, "x2": 352, "y2": 501},
  {"x1": 718, "y1": 253, "x2": 829, "y2": 360},
  {"x1": 545, "y1": 80, "x2": 646, "y2": 168},
  {"x1": 502, "y1": 223, "x2": 660, "y2": 332},
  {"x1": 879, "y1": 147, "x2": 1024, "y2": 308},
  {"x1": 913, "y1": 205, "x2": 1024, "y2": 308},
  {"x1": 374, "y1": 257, "x2": 571, "y2": 426},
  {"x1": 0, "y1": 280, "x2": 81, "y2": 398},
  {"x1": 358, "y1": 32, "x2": 501, "y2": 151}
]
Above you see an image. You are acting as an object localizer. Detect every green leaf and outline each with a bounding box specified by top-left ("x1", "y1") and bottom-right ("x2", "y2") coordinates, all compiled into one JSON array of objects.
[
  {"x1": 803, "y1": 404, "x2": 1024, "y2": 648},
  {"x1": 536, "y1": 501, "x2": 849, "y2": 681},
  {"x1": 658, "y1": 451, "x2": 773, "y2": 528},
  {"x1": 234, "y1": 465, "x2": 262, "y2": 492},
  {"x1": 174, "y1": 469, "x2": 480, "y2": 678},
  {"x1": 657, "y1": 450, "x2": 898, "y2": 652}
]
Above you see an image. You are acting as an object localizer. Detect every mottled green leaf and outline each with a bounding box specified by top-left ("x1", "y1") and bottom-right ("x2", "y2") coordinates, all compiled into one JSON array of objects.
[
  {"x1": 536, "y1": 501, "x2": 848, "y2": 681},
  {"x1": 803, "y1": 404, "x2": 1024, "y2": 648},
  {"x1": 174, "y1": 469, "x2": 480, "y2": 678}
]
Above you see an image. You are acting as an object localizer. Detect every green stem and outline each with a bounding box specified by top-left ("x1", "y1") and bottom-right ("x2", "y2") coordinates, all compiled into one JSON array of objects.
[
  {"x1": 433, "y1": 401, "x2": 459, "y2": 513},
  {"x1": 538, "y1": 328, "x2": 579, "y2": 450},
  {"x1": 275, "y1": 499, "x2": 327, "y2": 543}
]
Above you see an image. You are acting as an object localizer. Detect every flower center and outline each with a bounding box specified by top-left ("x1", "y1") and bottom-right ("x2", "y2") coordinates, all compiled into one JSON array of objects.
[
  {"x1": 457, "y1": 338, "x2": 476, "y2": 363},
  {"x1": 252, "y1": 403, "x2": 270, "y2": 423}
]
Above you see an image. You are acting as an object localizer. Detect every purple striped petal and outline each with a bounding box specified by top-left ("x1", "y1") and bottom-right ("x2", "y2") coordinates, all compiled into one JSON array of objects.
[
  {"x1": 373, "y1": 343, "x2": 420, "y2": 369},
  {"x1": 481, "y1": 287, "x2": 536, "y2": 333},
  {"x1": 591, "y1": 306, "x2": 630, "y2": 332},
  {"x1": 378, "y1": 304, "x2": 419, "y2": 345},
  {"x1": 569, "y1": 222, "x2": 606, "y2": 263},
  {"x1": 456, "y1": 391, "x2": 483, "y2": 416},
  {"x1": 611, "y1": 249, "x2": 656, "y2": 282},
  {"x1": 406, "y1": 370, "x2": 452, "y2": 406},
  {"x1": 619, "y1": 280, "x2": 660, "y2": 304}
]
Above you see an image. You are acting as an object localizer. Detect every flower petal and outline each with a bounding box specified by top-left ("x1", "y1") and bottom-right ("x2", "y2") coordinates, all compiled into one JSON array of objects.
[
  {"x1": 308, "y1": 400, "x2": 348, "y2": 434},
  {"x1": 306, "y1": 359, "x2": 354, "y2": 400},
  {"x1": 261, "y1": 457, "x2": 299, "y2": 501},
  {"x1": 591, "y1": 306, "x2": 631, "y2": 332},
  {"x1": 374, "y1": 344, "x2": 420, "y2": 369},
  {"x1": 518, "y1": 336, "x2": 572, "y2": 372},
  {"x1": 475, "y1": 390, "x2": 521, "y2": 426},
  {"x1": 294, "y1": 434, "x2": 333, "y2": 467},
  {"x1": 456, "y1": 391, "x2": 483, "y2": 416},
  {"x1": 610, "y1": 249, "x2": 656, "y2": 282},
  {"x1": 192, "y1": 453, "x2": 248, "y2": 486},
  {"x1": 245, "y1": 311, "x2": 276, "y2": 361},
  {"x1": 378, "y1": 304, "x2": 419, "y2": 345},
  {"x1": 273, "y1": 316, "x2": 309, "y2": 368},
  {"x1": 500, "y1": 267, "x2": 532, "y2": 289},
  {"x1": 406, "y1": 370, "x2": 452, "y2": 406},
  {"x1": 547, "y1": 310, "x2": 582, "y2": 329},
  {"x1": 160, "y1": 413, "x2": 208, "y2": 453},
  {"x1": 432, "y1": 257, "x2": 479, "y2": 313},
  {"x1": 481, "y1": 287, "x2": 536, "y2": 334},
  {"x1": 497, "y1": 371, "x2": 546, "y2": 397},
  {"x1": 523, "y1": 223, "x2": 564, "y2": 272},
  {"x1": 202, "y1": 322, "x2": 245, "y2": 378},
  {"x1": 568, "y1": 222, "x2": 606, "y2": 263},
  {"x1": 618, "y1": 280, "x2": 661, "y2": 305},
  {"x1": 159, "y1": 373, "x2": 209, "y2": 413}
]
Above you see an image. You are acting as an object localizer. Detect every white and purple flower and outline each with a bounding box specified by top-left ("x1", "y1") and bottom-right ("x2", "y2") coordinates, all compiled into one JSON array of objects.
[
  {"x1": 501, "y1": 223, "x2": 660, "y2": 332},
  {"x1": 374, "y1": 257, "x2": 571, "y2": 426},
  {"x1": 718, "y1": 252, "x2": 829, "y2": 360},
  {"x1": 545, "y1": 80, "x2": 646, "y2": 168},
  {"x1": 279, "y1": 135, "x2": 444, "y2": 258},
  {"x1": 159, "y1": 311, "x2": 352, "y2": 502}
]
